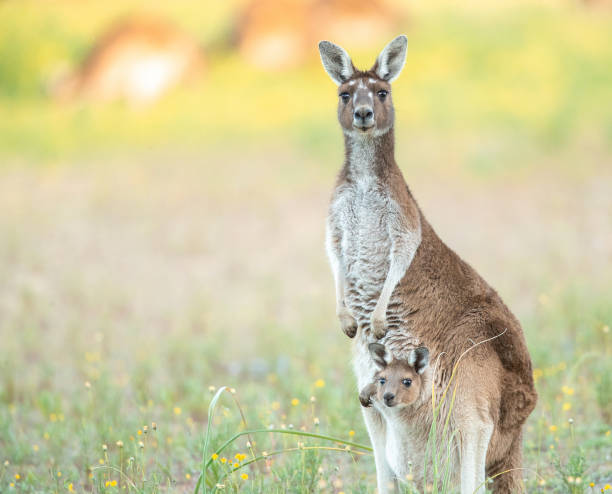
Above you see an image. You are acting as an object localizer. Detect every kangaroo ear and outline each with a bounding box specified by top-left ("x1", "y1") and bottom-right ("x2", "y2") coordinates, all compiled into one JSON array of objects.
[
  {"x1": 369, "y1": 343, "x2": 390, "y2": 368},
  {"x1": 318, "y1": 40, "x2": 355, "y2": 85},
  {"x1": 409, "y1": 347, "x2": 430, "y2": 374},
  {"x1": 373, "y1": 35, "x2": 407, "y2": 83}
]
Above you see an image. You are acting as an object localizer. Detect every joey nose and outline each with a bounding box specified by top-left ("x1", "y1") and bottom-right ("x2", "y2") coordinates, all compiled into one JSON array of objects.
[{"x1": 383, "y1": 392, "x2": 395, "y2": 406}]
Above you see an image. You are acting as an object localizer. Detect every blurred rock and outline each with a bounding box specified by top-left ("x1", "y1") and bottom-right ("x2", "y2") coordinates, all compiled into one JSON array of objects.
[{"x1": 53, "y1": 15, "x2": 204, "y2": 105}]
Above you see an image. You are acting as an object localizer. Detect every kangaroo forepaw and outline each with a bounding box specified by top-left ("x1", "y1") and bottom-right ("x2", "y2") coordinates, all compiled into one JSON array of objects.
[
  {"x1": 370, "y1": 314, "x2": 387, "y2": 339},
  {"x1": 338, "y1": 310, "x2": 358, "y2": 338},
  {"x1": 359, "y1": 393, "x2": 373, "y2": 407},
  {"x1": 359, "y1": 383, "x2": 377, "y2": 407}
]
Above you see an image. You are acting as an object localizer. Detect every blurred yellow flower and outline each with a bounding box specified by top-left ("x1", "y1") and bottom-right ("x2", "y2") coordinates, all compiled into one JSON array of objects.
[
  {"x1": 57, "y1": 471, "x2": 62, "y2": 477},
  {"x1": 241, "y1": 473, "x2": 248, "y2": 480},
  {"x1": 15, "y1": 474, "x2": 20, "y2": 480},
  {"x1": 49, "y1": 413, "x2": 58, "y2": 422},
  {"x1": 32, "y1": 444, "x2": 39, "y2": 452},
  {"x1": 271, "y1": 401, "x2": 280, "y2": 411},
  {"x1": 211, "y1": 453, "x2": 219, "y2": 460},
  {"x1": 314, "y1": 379, "x2": 325, "y2": 388},
  {"x1": 220, "y1": 457, "x2": 227, "y2": 464},
  {"x1": 138, "y1": 430, "x2": 143, "y2": 435},
  {"x1": 549, "y1": 425, "x2": 558, "y2": 432},
  {"x1": 291, "y1": 398, "x2": 299, "y2": 406},
  {"x1": 349, "y1": 430, "x2": 355, "y2": 437},
  {"x1": 563, "y1": 402, "x2": 572, "y2": 411},
  {"x1": 173, "y1": 407, "x2": 182, "y2": 415},
  {"x1": 562, "y1": 385, "x2": 575, "y2": 395},
  {"x1": 185, "y1": 473, "x2": 191, "y2": 479},
  {"x1": 43, "y1": 432, "x2": 50, "y2": 440},
  {"x1": 68, "y1": 484, "x2": 74, "y2": 492}
]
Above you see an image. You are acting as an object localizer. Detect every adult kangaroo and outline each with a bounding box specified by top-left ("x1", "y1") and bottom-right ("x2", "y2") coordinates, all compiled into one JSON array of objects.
[{"x1": 319, "y1": 35, "x2": 537, "y2": 493}]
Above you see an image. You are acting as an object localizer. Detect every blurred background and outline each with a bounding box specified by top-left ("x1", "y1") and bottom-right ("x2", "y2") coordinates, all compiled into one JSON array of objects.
[{"x1": 0, "y1": 0, "x2": 611, "y2": 492}]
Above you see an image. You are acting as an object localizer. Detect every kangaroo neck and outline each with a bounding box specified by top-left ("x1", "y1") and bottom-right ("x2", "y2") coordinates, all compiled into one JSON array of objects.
[{"x1": 343, "y1": 127, "x2": 397, "y2": 182}]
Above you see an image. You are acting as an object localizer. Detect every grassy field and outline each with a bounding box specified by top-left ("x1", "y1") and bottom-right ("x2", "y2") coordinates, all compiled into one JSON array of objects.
[{"x1": 1, "y1": 1, "x2": 612, "y2": 493}]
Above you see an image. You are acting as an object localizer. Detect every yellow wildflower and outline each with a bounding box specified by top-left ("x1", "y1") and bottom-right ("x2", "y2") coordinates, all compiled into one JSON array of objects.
[
  {"x1": 211, "y1": 453, "x2": 219, "y2": 460},
  {"x1": 241, "y1": 473, "x2": 249, "y2": 480},
  {"x1": 549, "y1": 425, "x2": 558, "y2": 432},
  {"x1": 220, "y1": 457, "x2": 227, "y2": 464},
  {"x1": 68, "y1": 484, "x2": 74, "y2": 492},
  {"x1": 57, "y1": 471, "x2": 62, "y2": 477},
  {"x1": 32, "y1": 444, "x2": 39, "y2": 452},
  {"x1": 349, "y1": 430, "x2": 355, "y2": 437},
  {"x1": 173, "y1": 407, "x2": 182, "y2": 415},
  {"x1": 291, "y1": 398, "x2": 299, "y2": 406},
  {"x1": 314, "y1": 379, "x2": 325, "y2": 388},
  {"x1": 185, "y1": 473, "x2": 191, "y2": 479},
  {"x1": 15, "y1": 474, "x2": 20, "y2": 480},
  {"x1": 563, "y1": 402, "x2": 572, "y2": 411}
]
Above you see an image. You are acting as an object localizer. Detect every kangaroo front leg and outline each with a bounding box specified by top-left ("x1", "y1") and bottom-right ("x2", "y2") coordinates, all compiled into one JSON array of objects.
[
  {"x1": 371, "y1": 222, "x2": 421, "y2": 339},
  {"x1": 362, "y1": 407, "x2": 398, "y2": 494},
  {"x1": 326, "y1": 220, "x2": 358, "y2": 338}
]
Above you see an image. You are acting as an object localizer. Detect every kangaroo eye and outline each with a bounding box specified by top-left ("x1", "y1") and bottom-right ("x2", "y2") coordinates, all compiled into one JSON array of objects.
[
  {"x1": 340, "y1": 92, "x2": 350, "y2": 103},
  {"x1": 378, "y1": 378, "x2": 386, "y2": 385},
  {"x1": 402, "y1": 378, "x2": 412, "y2": 387},
  {"x1": 377, "y1": 90, "x2": 388, "y2": 100}
]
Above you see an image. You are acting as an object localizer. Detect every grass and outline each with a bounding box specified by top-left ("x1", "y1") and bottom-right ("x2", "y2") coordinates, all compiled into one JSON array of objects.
[
  {"x1": 1, "y1": 0, "x2": 612, "y2": 492},
  {"x1": 0, "y1": 148, "x2": 611, "y2": 492}
]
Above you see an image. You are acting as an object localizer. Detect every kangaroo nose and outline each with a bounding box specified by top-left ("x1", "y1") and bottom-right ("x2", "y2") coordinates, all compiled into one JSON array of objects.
[
  {"x1": 354, "y1": 106, "x2": 373, "y2": 122},
  {"x1": 383, "y1": 392, "x2": 395, "y2": 406}
]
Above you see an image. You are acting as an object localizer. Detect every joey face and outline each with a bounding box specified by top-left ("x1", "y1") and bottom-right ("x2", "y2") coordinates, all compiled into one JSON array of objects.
[
  {"x1": 368, "y1": 342, "x2": 430, "y2": 408},
  {"x1": 375, "y1": 362, "x2": 422, "y2": 408},
  {"x1": 318, "y1": 35, "x2": 407, "y2": 138}
]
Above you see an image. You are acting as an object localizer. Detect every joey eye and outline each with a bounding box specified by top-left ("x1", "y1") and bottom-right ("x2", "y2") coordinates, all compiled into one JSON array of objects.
[
  {"x1": 377, "y1": 90, "x2": 388, "y2": 100},
  {"x1": 340, "y1": 92, "x2": 350, "y2": 103},
  {"x1": 378, "y1": 378, "x2": 386, "y2": 385},
  {"x1": 402, "y1": 378, "x2": 412, "y2": 387}
]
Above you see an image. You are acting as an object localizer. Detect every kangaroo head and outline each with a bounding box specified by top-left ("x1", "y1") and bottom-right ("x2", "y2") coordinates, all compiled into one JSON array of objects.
[
  {"x1": 318, "y1": 35, "x2": 407, "y2": 138},
  {"x1": 368, "y1": 342, "x2": 429, "y2": 408}
]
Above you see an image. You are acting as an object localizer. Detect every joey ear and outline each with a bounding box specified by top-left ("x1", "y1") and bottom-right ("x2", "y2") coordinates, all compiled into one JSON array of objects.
[
  {"x1": 373, "y1": 35, "x2": 407, "y2": 83},
  {"x1": 368, "y1": 342, "x2": 390, "y2": 368},
  {"x1": 409, "y1": 346, "x2": 430, "y2": 374},
  {"x1": 318, "y1": 40, "x2": 355, "y2": 85}
]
